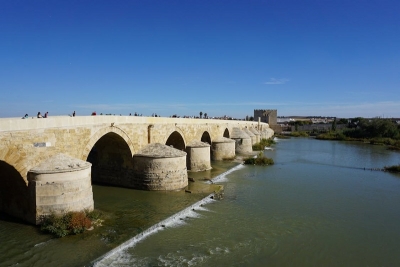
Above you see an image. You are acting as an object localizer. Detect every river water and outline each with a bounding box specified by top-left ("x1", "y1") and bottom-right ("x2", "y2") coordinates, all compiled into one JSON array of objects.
[{"x1": 1, "y1": 138, "x2": 400, "y2": 266}]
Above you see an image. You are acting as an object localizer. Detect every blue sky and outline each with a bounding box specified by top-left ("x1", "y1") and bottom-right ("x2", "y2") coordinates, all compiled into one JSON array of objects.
[{"x1": 1, "y1": 0, "x2": 399, "y2": 118}]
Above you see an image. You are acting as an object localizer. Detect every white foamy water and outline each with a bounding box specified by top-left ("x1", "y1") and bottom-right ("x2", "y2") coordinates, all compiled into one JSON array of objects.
[
  {"x1": 208, "y1": 163, "x2": 245, "y2": 183},
  {"x1": 92, "y1": 195, "x2": 216, "y2": 266},
  {"x1": 92, "y1": 162, "x2": 246, "y2": 267}
]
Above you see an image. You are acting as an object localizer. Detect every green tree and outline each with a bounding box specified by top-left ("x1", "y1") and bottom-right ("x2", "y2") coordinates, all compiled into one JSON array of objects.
[
  {"x1": 332, "y1": 117, "x2": 337, "y2": 131},
  {"x1": 199, "y1": 111, "x2": 203, "y2": 118}
]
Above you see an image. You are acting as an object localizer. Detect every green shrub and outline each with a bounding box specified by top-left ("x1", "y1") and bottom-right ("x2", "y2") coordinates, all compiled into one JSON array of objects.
[
  {"x1": 316, "y1": 131, "x2": 348, "y2": 140},
  {"x1": 244, "y1": 152, "x2": 274, "y2": 166},
  {"x1": 85, "y1": 209, "x2": 102, "y2": 221},
  {"x1": 252, "y1": 138, "x2": 275, "y2": 150},
  {"x1": 40, "y1": 210, "x2": 101, "y2": 238},
  {"x1": 40, "y1": 213, "x2": 72, "y2": 238},
  {"x1": 290, "y1": 131, "x2": 309, "y2": 137},
  {"x1": 274, "y1": 134, "x2": 290, "y2": 139}
]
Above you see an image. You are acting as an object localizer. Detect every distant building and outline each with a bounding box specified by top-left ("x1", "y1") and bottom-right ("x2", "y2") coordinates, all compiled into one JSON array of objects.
[
  {"x1": 254, "y1": 109, "x2": 277, "y2": 125},
  {"x1": 254, "y1": 109, "x2": 280, "y2": 133}
]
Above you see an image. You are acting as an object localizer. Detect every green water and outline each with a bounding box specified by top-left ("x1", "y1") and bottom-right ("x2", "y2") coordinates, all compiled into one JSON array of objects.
[
  {"x1": 1, "y1": 138, "x2": 400, "y2": 266},
  {"x1": 0, "y1": 160, "x2": 237, "y2": 267}
]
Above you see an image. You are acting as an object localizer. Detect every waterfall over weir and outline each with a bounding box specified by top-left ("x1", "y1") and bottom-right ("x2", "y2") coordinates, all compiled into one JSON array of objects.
[{"x1": 91, "y1": 163, "x2": 245, "y2": 267}]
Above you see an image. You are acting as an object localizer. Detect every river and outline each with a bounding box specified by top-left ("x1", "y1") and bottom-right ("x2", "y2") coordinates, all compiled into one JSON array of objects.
[{"x1": 1, "y1": 138, "x2": 400, "y2": 266}]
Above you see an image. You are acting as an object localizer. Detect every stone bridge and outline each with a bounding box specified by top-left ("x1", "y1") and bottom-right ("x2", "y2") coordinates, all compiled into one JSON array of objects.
[{"x1": 0, "y1": 116, "x2": 273, "y2": 223}]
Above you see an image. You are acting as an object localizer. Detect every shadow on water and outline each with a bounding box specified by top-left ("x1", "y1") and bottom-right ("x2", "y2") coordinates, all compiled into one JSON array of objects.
[{"x1": 0, "y1": 211, "x2": 31, "y2": 225}]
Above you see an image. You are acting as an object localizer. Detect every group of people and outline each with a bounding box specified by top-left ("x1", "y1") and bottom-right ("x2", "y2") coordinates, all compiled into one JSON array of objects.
[
  {"x1": 22, "y1": 111, "x2": 77, "y2": 119},
  {"x1": 36, "y1": 112, "x2": 48, "y2": 118}
]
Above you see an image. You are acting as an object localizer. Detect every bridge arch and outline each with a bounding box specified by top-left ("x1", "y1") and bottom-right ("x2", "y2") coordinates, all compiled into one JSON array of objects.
[
  {"x1": 0, "y1": 160, "x2": 30, "y2": 222},
  {"x1": 165, "y1": 131, "x2": 186, "y2": 151},
  {"x1": 223, "y1": 128, "x2": 230, "y2": 138},
  {"x1": 201, "y1": 131, "x2": 212, "y2": 145},
  {"x1": 83, "y1": 127, "x2": 135, "y2": 186},
  {"x1": 81, "y1": 126, "x2": 135, "y2": 160}
]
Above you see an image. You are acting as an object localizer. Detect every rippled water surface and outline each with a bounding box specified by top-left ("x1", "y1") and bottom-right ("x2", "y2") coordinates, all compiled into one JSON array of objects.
[{"x1": 1, "y1": 138, "x2": 400, "y2": 266}]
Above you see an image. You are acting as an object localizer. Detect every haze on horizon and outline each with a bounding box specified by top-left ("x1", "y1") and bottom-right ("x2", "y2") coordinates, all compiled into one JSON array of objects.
[{"x1": 1, "y1": 1, "x2": 399, "y2": 119}]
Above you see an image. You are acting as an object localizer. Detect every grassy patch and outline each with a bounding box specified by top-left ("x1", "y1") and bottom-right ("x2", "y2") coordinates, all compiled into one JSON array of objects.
[
  {"x1": 316, "y1": 131, "x2": 348, "y2": 140},
  {"x1": 244, "y1": 152, "x2": 274, "y2": 166},
  {"x1": 40, "y1": 209, "x2": 103, "y2": 238},
  {"x1": 252, "y1": 138, "x2": 275, "y2": 151},
  {"x1": 274, "y1": 134, "x2": 290, "y2": 139},
  {"x1": 290, "y1": 131, "x2": 309, "y2": 137},
  {"x1": 316, "y1": 131, "x2": 400, "y2": 151}
]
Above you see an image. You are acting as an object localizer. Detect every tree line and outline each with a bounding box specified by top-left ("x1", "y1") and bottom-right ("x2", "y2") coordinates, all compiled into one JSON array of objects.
[{"x1": 342, "y1": 118, "x2": 400, "y2": 139}]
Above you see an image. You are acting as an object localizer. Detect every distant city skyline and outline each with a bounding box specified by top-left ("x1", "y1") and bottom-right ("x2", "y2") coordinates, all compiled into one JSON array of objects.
[{"x1": 1, "y1": 1, "x2": 399, "y2": 119}]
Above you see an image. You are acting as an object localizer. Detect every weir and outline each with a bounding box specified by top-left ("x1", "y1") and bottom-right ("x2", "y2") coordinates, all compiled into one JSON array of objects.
[{"x1": 91, "y1": 162, "x2": 244, "y2": 266}]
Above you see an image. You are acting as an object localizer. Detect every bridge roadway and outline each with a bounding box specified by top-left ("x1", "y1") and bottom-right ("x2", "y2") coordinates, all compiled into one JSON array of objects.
[{"x1": 0, "y1": 115, "x2": 272, "y2": 223}]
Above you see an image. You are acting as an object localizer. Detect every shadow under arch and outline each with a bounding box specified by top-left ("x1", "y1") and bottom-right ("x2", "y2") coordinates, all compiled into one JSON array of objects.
[
  {"x1": 86, "y1": 132, "x2": 134, "y2": 187},
  {"x1": 166, "y1": 131, "x2": 186, "y2": 151},
  {"x1": 81, "y1": 126, "x2": 135, "y2": 161},
  {"x1": 223, "y1": 128, "x2": 230, "y2": 138},
  {"x1": 201, "y1": 131, "x2": 212, "y2": 145},
  {"x1": 0, "y1": 161, "x2": 31, "y2": 222}
]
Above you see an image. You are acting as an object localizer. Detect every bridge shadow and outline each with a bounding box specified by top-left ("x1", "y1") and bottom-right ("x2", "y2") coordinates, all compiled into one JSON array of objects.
[
  {"x1": 0, "y1": 211, "x2": 31, "y2": 225},
  {"x1": 87, "y1": 132, "x2": 134, "y2": 188},
  {"x1": 201, "y1": 131, "x2": 211, "y2": 145},
  {"x1": 223, "y1": 128, "x2": 230, "y2": 138},
  {"x1": 166, "y1": 131, "x2": 185, "y2": 150},
  {"x1": 0, "y1": 161, "x2": 30, "y2": 222}
]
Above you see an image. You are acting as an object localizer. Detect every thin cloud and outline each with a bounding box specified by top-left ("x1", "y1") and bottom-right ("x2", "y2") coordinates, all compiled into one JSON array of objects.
[
  {"x1": 264, "y1": 78, "x2": 289, "y2": 85},
  {"x1": 278, "y1": 101, "x2": 400, "y2": 118}
]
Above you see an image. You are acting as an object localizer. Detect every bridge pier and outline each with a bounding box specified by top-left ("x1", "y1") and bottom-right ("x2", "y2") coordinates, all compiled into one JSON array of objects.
[
  {"x1": 133, "y1": 143, "x2": 188, "y2": 190},
  {"x1": 231, "y1": 128, "x2": 253, "y2": 154},
  {"x1": 27, "y1": 154, "x2": 94, "y2": 224},
  {"x1": 244, "y1": 128, "x2": 256, "y2": 145},
  {"x1": 186, "y1": 141, "x2": 212, "y2": 172},
  {"x1": 249, "y1": 127, "x2": 261, "y2": 143},
  {"x1": 211, "y1": 137, "x2": 236, "y2": 160}
]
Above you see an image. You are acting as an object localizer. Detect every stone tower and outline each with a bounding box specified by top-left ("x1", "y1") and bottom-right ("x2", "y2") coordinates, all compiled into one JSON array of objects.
[{"x1": 254, "y1": 109, "x2": 277, "y2": 125}]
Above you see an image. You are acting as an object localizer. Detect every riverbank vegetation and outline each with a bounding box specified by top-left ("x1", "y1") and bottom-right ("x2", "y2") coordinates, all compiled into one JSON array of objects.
[
  {"x1": 384, "y1": 165, "x2": 400, "y2": 173},
  {"x1": 289, "y1": 131, "x2": 309, "y2": 137},
  {"x1": 274, "y1": 134, "x2": 290, "y2": 139},
  {"x1": 252, "y1": 138, "x2": 275, "y2": 150},
  {"x1": 316, "y1": 118, "x2": 400, "y2": 150},
  {"x1": 40, "y1": 209, "x2": 103, "y2": 238},
  {"x1": 244, "y1": 152, "x2": 274, "y2": 166}
]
